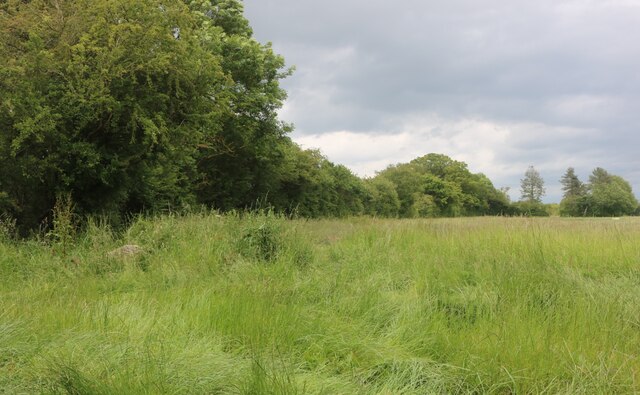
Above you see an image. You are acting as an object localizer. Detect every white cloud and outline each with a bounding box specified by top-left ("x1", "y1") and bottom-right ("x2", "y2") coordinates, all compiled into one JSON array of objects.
[{"x1": 294, "y1": 115, "x2": 603, "y2": 201}]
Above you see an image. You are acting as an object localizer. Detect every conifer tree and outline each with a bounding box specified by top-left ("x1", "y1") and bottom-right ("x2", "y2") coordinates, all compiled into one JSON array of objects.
[{"x1": 520, "y1": 166, "x2": 546, "y2": 203}]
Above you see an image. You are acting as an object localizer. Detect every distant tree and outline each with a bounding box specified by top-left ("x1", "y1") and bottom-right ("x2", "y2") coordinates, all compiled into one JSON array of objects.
[
  {"x1": 376, "y1": 164, "x2": 425, "y2": 217},
  {"x1": 560, "y1": 168, "x2": 584, "y2": 198},
  {"x1": 461, "y1": 173, "x2": 510, "y2": 215},
  {"x1": 274, "y1": 148, "x2": 330, "y2": 217},
  {"x1": 586, "y1": 168, "x2": 637, "y2": 216},
  {"x1": 410, "y1": 154, "x2": 474, "y2": 215},
  {"x1": 376, "y1": 153, "x2": 509, "y2": 218},
  {"x1": 326, "y1": 164, "x2": 368, "y2": 217},
  {"x1": 273, "y1": 147, "x2": 368, "y2": 218},
  {"x1": 422, "y1": 173, "x2": 463, "y2": 216},
  {"x1": 520, "y1": 166, "x2": 546, "y2": 203},
  {"x1": 410, "y1": 193, "x2": 439, "y2": 218},
  {"x1": 589, "y1": 167, "x2": 613, "y2": 186},
  {"x1": 411, "y1": 153, "x2": 468, "y2": 180},
  {"x1": 499, "y1": 187, "x2": 512, "y2": 203},
  {"x1": 376, "y1": 161, "x2": 461, "y2": 217},
  {"x1": 364, "y1": 178, "x2": 400, "y2": 217},
  {"x1": 483, "y1": 182, "x2": 511, "y2": 215},
  {"x1": 511, "y1": 201, "x2": 550, "y2": 217},
  {"x1": 546, "y1": 203, "x2": 560, "y2": 217},
  {"x1": 559, "y1": 167, "x2": 587, "y2": 216}
]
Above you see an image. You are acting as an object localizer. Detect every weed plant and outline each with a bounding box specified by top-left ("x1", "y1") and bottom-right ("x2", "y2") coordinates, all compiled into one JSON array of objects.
[
  {"x1": 1, "y1": 214, "x2": 640, "y2": 393},
  {"x1": 0, "y1": 213, "x2": 16, "y2": 242}
]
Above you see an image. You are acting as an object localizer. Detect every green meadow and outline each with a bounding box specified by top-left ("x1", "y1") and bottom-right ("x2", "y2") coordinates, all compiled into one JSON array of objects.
[{"x1": 2, "y1": 214, "x2": 640, "y2": 394}]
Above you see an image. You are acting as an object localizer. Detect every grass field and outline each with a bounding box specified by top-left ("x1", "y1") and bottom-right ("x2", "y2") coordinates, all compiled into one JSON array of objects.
[{"x1": 1, "y1": 213, "x2": 640, "y2": 394}]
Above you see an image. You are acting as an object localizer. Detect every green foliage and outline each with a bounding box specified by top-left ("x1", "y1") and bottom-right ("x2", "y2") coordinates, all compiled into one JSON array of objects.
[
  {"x1": 237, "y1": 213, "x2": 283, "y2": 262},
  {"x1": 3, "y1": 0, "x2": 634, "y2": 228},
  {"x1": 271, "y1": 147, "x2": 368, "y2": 218},
  {"x1": 558, "y1": 167, "x2": 589, "y2": 217},
  {"x1": 374, "y1": 153, "x2": 508, "y2": 218},
  {"x1": 364, "y1": 177, "x2": 400, "y2": 217},
  {"x1": 560, "y1": 167, "x2": 585, "y2": 198},
  {"x1": 48, "y1": 193, "x2": 77, "y2": 257},
  {"x1": 375, "y1": 163, "x2": 424, "y2": 217},
  {"x1": 190, "y1": 0, "x2": 294, "y2": 211},
  {"x1": 409, "y1": 193, "x2": 439, "y2": 218},
  {"x1": 0, "y1": 0, "x2": 291, "y2": 231},
  {"x1": 0, "y1": 0, "x2": 379, "y2": 227},
  {"x1": 545, "y1": 203, "x2": 560, "y2": 216},
  {"x1": 0, "y1": 213, "x2": 16, "y2": 242},
  {"x1": 587, "y1": 172, "x2": 637, "y2": 216},
  {"x1": 560, "y1": 167, "x2": 637, "y2": 217},
  {"x1": 559, "y1": 195, "x2": 588, "y2": 217},
  {"x1": 511, "y1": 200, "x2": 551, "y2": 217}
]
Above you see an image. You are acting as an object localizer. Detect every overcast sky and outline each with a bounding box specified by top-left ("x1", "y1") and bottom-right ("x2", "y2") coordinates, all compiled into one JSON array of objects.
[{"x1": 243, "y1": 0, "x2": 640, "y2": 202}]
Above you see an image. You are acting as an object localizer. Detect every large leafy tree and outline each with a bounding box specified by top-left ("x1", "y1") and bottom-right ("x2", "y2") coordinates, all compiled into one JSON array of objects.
[
  {"x1": 586, "y1": 168, "x2": 637, "y2": 217},
  {"x1": 0, "y1": 0, "x2": 292, "y2": 231},
  {"x1": 188, "y1": 0, "x2": 294, "y2": 210},
  {"x1": 375, "y1": 153, "x2": 507, "y2": 218},
  {"x1": 410, "y1": 153, "x2": 508, "y2": 215}
]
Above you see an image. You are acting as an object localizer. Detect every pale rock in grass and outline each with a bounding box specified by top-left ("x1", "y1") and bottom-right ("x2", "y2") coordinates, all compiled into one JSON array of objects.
[{"x1": 107, "y1": 244, "x2": 144, "y2": 259}]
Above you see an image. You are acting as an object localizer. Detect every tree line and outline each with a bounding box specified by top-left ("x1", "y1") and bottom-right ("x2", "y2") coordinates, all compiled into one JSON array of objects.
[
  {"x1": 0, "y1": 1, "x2": 637, "y2": 234},
  {"x1": 0, "y1": 0, "x2": 509, "y2": 233},
  {"x1": 559, "y1": 167, "x2": 638, "y2": 217},
  {"x1": 517, "y1": 165, "x2": 638, "y2": 217}
]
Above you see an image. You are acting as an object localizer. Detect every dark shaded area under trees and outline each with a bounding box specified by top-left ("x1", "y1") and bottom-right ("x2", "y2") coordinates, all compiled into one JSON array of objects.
[{"x1": 0, "y1": 1, "x2": 637, "y2": 235}]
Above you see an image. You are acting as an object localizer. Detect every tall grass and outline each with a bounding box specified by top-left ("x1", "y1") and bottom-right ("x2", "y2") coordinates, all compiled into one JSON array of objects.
[{"x1": 1, "y1": 213, "x2": 640, "y2": 393}]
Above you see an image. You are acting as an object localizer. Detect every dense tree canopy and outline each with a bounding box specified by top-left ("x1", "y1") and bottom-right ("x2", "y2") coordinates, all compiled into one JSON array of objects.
[
  {"x1": 364, "y1": 177, "x2": 400, "y2": 217},
  {"x1": 587, "y1": 168, "x2": 637, "y2": 217},
  {"x1": 0, "y1": 0, "x2": 295, "y2": 231},
  {"x1": 271, "y1": 147, "x2": 368, "y2": 218},
  {"x1": 374, "y1": 154, "x2": 510, "y2": 218}
]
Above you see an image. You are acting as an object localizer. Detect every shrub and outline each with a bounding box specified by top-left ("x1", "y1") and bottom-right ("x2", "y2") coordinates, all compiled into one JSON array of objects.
[
  {"x1": 0, "y1": 213, "x2": 16, "y2": 242},
  {"x1": 237, "y1": 215, "x2": 282, "y2": 263},
  {"x1": 47, "y1": 193, "x2": 77, "y2": 256},
  {"x1": 511, "y1": 201, "x2": 550, "y2": 217}
]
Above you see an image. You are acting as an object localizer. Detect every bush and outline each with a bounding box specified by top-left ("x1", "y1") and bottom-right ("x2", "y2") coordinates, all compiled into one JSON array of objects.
[
  {"x1": 237, "y1": 213, "x2": 283, "y2": 263},
  {"x1": 47, "y1": 193, "x2": 77, "y2": 256},
  {"x1": 0, "y1": 213, "x2": 17, "y2": 241},
  {"x1": 233, "y1": 210, "x2": 314, "y2": 267},
  {"x1": 511, "y1": 201, "x2": 550, "y2": 217}
]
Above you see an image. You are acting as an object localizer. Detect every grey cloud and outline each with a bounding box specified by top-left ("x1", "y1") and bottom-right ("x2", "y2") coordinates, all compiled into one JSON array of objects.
[{"x1": 244, "y1": 0, "x2": 640, "y2": 201}]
